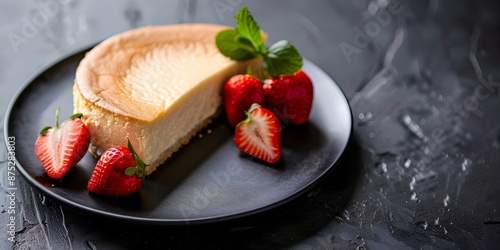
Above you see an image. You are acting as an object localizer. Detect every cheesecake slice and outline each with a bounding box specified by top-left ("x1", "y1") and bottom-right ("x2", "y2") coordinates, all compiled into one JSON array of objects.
[{"x1": 73, "y1": 24, "x2": 257, "y2": 175}]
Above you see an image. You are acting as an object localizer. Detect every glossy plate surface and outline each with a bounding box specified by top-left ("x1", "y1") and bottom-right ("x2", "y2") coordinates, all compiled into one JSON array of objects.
[{"x1": 4, "y1": 48, "x2": 352, "y2": 224}]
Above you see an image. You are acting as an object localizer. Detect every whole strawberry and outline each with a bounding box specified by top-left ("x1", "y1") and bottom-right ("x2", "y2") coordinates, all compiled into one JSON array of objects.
[
  {"x1": 87, "y1": 140, "x2": 146, "y2": 197},
  {"x1": 263, "y1": 70, "x2": 313, "y2": 125},
  {"x1": 35, "y1": 108, "x2": 90, "y2": 179},
  {"x1": 224, "y1": 74, "x2": 265, "y2": 127},
  {"x1": 235, "y1": 103, "x2": 281, "y2": 164}
]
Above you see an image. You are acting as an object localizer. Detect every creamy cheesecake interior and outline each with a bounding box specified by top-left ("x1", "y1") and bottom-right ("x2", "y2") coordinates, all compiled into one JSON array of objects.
[{"x1": 73, "y1": 24, "x2": 257, "y2": 174}]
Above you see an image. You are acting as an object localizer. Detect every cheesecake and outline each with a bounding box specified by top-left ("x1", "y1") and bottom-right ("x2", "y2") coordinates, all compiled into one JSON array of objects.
[{"x1": 73, "y1": 24, "x2": 257, "y2": 175}]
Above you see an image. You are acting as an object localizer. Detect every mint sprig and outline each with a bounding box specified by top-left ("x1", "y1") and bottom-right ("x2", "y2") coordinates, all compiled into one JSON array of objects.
[{"x1": 215, "y1": 6, "x2": 303, "y2": 78}]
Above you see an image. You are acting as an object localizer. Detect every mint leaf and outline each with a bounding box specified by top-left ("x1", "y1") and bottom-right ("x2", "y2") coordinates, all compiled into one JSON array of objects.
[
  {"x1": 235, "y1": 6, "x2": 266, "y2": 55},
  {"x1": 216, "y1": 7, "x2": 304, "y2": 78},
  {"x1": 264, "y1": 40, "x2": 303, "y2": 77},
  {"x1": 216, "y1": 29, "x2": 258, "y2": 61}
]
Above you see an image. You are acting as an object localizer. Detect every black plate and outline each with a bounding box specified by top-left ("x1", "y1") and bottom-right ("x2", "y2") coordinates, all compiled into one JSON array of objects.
[{"x1": 4, "y1": 47, "x2": 352, "y2": 225}]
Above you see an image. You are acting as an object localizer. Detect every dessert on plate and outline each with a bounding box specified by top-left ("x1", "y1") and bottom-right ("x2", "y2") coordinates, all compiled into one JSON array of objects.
[{"x1": 73, "y1": 24, "x2": 258, "y2": 175}]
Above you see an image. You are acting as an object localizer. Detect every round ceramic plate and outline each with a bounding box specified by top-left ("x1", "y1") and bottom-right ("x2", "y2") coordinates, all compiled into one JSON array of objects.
[{"x1": 4, "y1": 47, "x2": 352, "y2": 225}]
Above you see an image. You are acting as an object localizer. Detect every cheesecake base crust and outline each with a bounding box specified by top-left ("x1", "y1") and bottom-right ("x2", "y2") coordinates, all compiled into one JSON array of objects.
[{"x1": 87, "y1": 112, "x2": 217, "y2": 175}]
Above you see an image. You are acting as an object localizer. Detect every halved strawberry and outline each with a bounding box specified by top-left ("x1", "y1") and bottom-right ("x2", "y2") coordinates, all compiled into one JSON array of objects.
[
  {"x1": 224, "y1": 74, "x2": 265, "y2": 127},
  {"x1": 234, "y1": 103, "x2": 281, "y2": 164},
  {"x1": 34, "y1": 108, "x2": 90, "y2": 179},
  {"x1": 87, "y1": 140, "x2": 146, "y2": 197}
]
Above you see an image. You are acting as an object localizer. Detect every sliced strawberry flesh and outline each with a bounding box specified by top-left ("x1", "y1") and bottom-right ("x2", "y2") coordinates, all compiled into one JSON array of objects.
[
  {"x1": 35, "y1": 118, "x2": 90, "y2": 179},
  {"x1": 235, "y1": 104, "x2": 281, "y2": 164}
]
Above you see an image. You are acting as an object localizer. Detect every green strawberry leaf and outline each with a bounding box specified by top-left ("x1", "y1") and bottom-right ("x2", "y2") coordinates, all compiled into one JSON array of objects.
[
  {"x1": 264, "y1": 40, "x2": 303, "y2": 77},
  {"x1": 69, "y1": 113, "x2": 83, "y2": 119},
  {"x1": 127, "y1": 139, "x2": 136, "y2": 156},
  {"x1": 125, "y1": 167, "x2": 138, "y2": 176},
  {"x1": 126, "y1": 138, "x2": 147, "y2": 179},
  {"x1": 38, "y1": 126, "x2": 52, "y2": 135}
]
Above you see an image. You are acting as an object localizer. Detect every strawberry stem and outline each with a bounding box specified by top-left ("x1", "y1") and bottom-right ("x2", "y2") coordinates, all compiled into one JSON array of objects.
[
  {"x1": 237, "y1": 103, "x2": 261, "y2": 128},
  {"x1": 246, "y1": 65, "x2": 253, "y2": 76},
  {"x1": 55, "y1": 108, "x2": 60, "y2": 128}
]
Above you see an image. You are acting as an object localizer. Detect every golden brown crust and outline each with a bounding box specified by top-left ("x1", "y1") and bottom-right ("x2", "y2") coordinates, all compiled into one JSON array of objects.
[
  {"x1": 86, "y1": 111, "x2": 217, "y2": 175},
  {"x1": 75, "y1": 24, "x2": 232, "y2": 122},
  {"x1": 142, "y1": 114, "x2": 216, "y2": 175}
]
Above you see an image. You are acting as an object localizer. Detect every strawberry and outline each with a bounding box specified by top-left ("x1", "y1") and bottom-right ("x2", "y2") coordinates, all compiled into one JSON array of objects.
[
  {"x1": 224, "y1": 74, "x2": 265, "y2": 127},
  {"x1": 234, "y1": 103, "x2": 281, "y2": 164},
  {"x1": 215, "y1": 7, "x2": 312, "y2": 124},
  {"x1": 263, "y1": 70, "x2": 313, "y2": 125},
  {"x1": 34, "y1": 108, "x2": 90, "y2": 179},
  {"x1": 87, "y1": 140, "x2": 146, "y2": 197}
]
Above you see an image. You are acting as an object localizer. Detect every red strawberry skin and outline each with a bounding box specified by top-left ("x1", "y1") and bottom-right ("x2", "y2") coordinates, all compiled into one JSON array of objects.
[
  {"x1": 235, "y1": 104, "x2": 281, "y2": 164},
  {"x1": 224, "y1": 74, "x2": 265, "y2": 127},
  {"x1": 263, "y1": 70, "x2": 313, "y2": 125},
  {"x1": 87, "y1": 146, "x2": 142, "y2": 197},
  {"x1": 35, "y1": 118, "x2": 90, "y2": 179}
]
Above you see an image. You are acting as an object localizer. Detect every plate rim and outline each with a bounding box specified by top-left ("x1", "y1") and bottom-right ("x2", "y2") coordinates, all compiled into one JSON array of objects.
[{"x1": 3, "y1": 46, "x2": 353, "y2": 225}]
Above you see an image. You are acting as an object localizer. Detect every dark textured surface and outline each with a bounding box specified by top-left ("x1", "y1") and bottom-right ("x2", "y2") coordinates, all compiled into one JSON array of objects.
[{"x1": 1, "y1": 0, "x2": 500, "y2": 249}]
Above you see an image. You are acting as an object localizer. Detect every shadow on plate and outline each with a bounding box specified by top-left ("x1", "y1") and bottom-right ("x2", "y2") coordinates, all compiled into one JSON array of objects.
[
  {"x1": 129, "y1": 116, "x2": 327, "y2": 212},
  {"x1": 70, "y1": 134, "x2": 365, "y2": 249}
]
